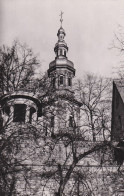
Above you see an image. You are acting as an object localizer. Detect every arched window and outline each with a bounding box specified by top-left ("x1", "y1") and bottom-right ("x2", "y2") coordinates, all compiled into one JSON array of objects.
[
  {"x1": 59, "y1": 75, "x2": 64, "y2": 86},
  {"x1": 51, "y1": 116, "x2": 54, "y2": 127},
  {"x1": 60, "y1": 49, "x2": 63, "y2": 56},
  {"x1": 64, "y1": 51, "x2": 66, "y2": 57},
  {"x1": 53, "y1": 77, "x2": 56, "y2": 88},
  {"x1": 69, "y1": 116, "x2": 73, "y2": 127},
  {"x1": 68, "y1": 77, "x2": 72, "y2": 86}
]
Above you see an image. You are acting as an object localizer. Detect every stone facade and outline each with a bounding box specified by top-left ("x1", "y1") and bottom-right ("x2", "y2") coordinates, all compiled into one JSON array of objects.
[{"x1": 111, "y1": 80, "x2": 124, "y2": 141}]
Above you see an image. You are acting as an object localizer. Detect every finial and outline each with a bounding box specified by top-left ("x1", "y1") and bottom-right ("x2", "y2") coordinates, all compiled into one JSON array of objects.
[{"x1": 60, "y1": 11, "x2": 64, "y2": 27}]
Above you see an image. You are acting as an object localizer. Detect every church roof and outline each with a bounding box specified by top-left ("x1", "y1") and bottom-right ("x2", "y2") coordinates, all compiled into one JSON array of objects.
[
  {"x1": 49, "y1": 58, "x2": 74, "y2": 68},
  {"x1": 114, "y1": 80, "x2": 124, "y2": 103},
  {"x1": 48, "y1": 58, "x2": 75, "y2": 76}
]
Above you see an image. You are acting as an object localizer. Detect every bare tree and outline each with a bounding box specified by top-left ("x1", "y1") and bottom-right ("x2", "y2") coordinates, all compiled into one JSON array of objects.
[
  {"x1": 0, "y1": 41, "x2": 44, "y2": 195},
  {"x1": 0, "y1": 40, "x2": 39, "y2": 93},
  {"x1": 37, "y1": 97, "x2": 115, "y2": 196},
  {"x1": 111, "y1": 25, "x2": 124, "y2": 79},
  {"x1": 0, "y1": 121, "x2": 43, "y2": 196},
  {"x1": 0, "y1": 42, "x2": 122, "y2": 196},
  {"x1": 75, "y1": 73, "x2": 112, "y2": 142}
]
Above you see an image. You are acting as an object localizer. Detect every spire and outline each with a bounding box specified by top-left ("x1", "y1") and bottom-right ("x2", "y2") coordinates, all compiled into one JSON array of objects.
[
  {"x1": 57, "y1": 11, "x2": 66, "y2": 40},
  {"x1": 48, "y1": 12, "x2": 76, "y2": 93},
  {"x1": 60, "y1": 11, "x2": 64, "y2": 27},
  {"x1": 54, "y1": 11, "x2": 68, "y2": 58}
]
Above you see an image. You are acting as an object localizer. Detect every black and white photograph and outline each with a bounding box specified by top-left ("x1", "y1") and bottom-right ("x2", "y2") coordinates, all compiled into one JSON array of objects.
[{"x1": 1, "y1": 0, "x2": 124, "y2": 195}]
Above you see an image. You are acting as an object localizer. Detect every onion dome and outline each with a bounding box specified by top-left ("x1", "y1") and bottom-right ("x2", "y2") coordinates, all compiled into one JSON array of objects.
[{"x1": 57, "y1": 27, "x2": 66, "y2": 37}]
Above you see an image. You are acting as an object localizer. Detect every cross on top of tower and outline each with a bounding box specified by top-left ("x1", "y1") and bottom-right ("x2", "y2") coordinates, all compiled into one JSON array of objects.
[{"x1": 60, "y1": 11, "x2": 64, "y2": 27}]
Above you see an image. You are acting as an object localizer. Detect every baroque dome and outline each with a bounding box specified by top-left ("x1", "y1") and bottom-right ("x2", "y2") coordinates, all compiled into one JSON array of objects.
[{"x1": 49, "y1": 58, "x2": 74, "y2": 68}]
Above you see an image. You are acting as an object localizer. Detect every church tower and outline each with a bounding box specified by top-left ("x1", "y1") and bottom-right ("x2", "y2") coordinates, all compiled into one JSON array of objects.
[
  {"x1": 43, "y1": 13, "x2": 81, "y2": 136},
  {"x1": 47, "y1": 12, "x2": 75, "y2": 98}
]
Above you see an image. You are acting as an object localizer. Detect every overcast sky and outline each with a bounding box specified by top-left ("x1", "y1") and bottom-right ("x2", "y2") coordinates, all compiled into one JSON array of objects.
[{"x1": 1, "y1": 0, "x2": 124, "y2": 78}]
